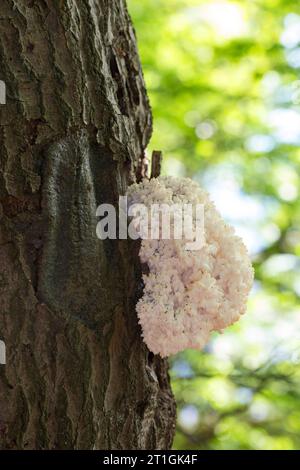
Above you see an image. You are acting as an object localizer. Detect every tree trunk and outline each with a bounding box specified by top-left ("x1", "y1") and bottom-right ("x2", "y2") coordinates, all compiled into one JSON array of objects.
[{"x1": 0, "y1": 0, "x2": 176, "y2": 450}]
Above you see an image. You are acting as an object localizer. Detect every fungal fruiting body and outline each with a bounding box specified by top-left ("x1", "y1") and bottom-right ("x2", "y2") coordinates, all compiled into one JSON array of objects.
[{"x1": 127, "y1": 176, "x2": 254, "y2": 358}]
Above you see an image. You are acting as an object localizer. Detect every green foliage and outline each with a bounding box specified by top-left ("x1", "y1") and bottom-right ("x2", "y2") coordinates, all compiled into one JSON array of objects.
[{"x1": 128, "y1": 0, "x2": 300, "y2": 449}]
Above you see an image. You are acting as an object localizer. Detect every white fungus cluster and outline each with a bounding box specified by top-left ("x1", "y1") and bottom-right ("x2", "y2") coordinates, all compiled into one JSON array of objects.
[{"x1": 127, "y1": 176, "x2": 254, "y2": 357}]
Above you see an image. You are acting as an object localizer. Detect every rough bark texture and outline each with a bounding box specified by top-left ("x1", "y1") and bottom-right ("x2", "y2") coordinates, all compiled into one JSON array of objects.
[{"x1": 0, "y1": 0, "x2": 176, "y2": 449}]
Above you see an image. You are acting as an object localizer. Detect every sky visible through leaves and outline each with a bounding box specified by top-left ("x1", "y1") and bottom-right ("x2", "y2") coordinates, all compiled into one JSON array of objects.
[{"x1": 128, "y1": 0, "x2": 300, "y2": 450}]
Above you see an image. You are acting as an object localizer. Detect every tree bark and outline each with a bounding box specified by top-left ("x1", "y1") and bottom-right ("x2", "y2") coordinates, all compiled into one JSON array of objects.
[{"x1": 0, "y1": 0, "x2": 176, "y2": 450}]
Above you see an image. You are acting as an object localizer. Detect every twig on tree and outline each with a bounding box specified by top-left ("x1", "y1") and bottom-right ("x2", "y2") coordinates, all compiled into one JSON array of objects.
[{"x1": 151, "y1": 150, "x2": 162, "y2": 178}]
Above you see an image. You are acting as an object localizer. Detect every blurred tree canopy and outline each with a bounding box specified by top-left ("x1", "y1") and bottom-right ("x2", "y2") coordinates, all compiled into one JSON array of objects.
[{"x1": 128, "y1": 0, "x2": 300, "y2": 450}]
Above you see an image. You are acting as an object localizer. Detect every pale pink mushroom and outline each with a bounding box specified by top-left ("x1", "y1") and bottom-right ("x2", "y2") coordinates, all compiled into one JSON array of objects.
[{"x1": 127, "y1": 176, "x2": 254, "y2": 357}]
